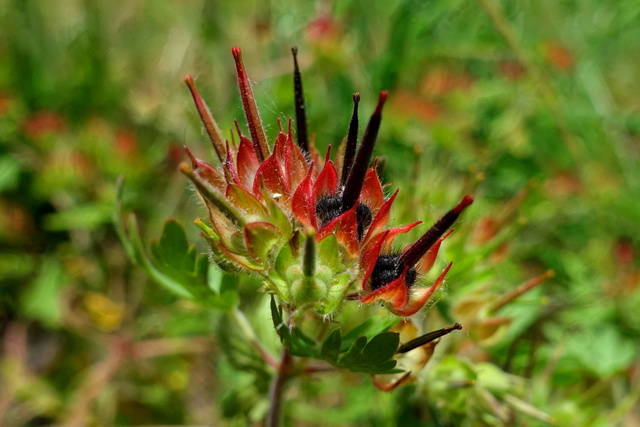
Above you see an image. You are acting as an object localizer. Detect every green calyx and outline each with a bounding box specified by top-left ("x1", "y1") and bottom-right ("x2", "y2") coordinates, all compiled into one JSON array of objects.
[{"x1": 269, "y1": 232, "x2": 356, "y2": 315}]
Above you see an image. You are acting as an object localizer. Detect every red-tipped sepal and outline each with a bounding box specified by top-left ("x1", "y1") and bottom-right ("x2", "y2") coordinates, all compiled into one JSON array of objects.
[
  {"x1": 390, "y1": 262, "x2": 452, "y2": 316},
  {"x1": 360, "y1": 266, "x2": 411, "y2": 310},
  {"x1": 414, "y1": 229, "x2": 454, "y2": 275},
  {"x1": 364, "y1": 189, "x2": 399, "y2": 243}
]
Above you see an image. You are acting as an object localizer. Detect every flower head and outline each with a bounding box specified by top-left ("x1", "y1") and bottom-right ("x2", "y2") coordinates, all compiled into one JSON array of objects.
[
  {"x1": 358, "y1": 195, "x2": 473, "y2": 316},
  {"x1": 181, "y1": 46, "x2": 472, "y2": 316}
]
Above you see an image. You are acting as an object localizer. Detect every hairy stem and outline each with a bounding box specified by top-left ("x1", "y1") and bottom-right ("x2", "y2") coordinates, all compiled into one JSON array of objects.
[{"x1": 267, "y1": 348, "x2": 293, "y2": 427}]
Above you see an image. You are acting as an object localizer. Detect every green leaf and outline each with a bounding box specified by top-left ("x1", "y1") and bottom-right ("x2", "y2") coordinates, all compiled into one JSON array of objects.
[
  {"x1": 270, "y1": 295, "x2": 288, "y2": 343},
  {"x1": 205, "y1": 264, "x2": 240, "y2": 309},
  {"x1": 114, "y1": 184, "x2": 238, "y2": 311},
  {"x1": 288, "y1": 327, "x2": 319, "y2": 358},
  {"x1": 151, "y1": 219, "x2": 200, "y2": 279},
  {"x1": 341, "y1": 316, "x2": 399, "y2": 352},
  {"x1": 360, "y1": 332, "x2": 400, "y2": 365},
  {"x1": 217, "y1": 316, "x2": 270, "y2": 374},
  {"x1": 44, "y1": 202, "x2": 114, "y2": 231},
  {"x1": 20, "y1": 258, "x2": 66, "y2": 327},
  {"x1": 269, "y1": 296, "x2": 318, "y2": 357},
  {"x1": 566, "y1": 324, "x2": 636, "y2": 378},
  {"x1": 336, "y1": 332, "x2": 400, "y2": 374},
  {"x1": 0, "y1": 154, "x2": 21, "y2": 192},
  {"x1": 320, "y1": 329, "x2": 342, "y2": 364},
  {"x1": 125, "y1": 215, "x2": 192, "y2": 299},
  {"x1": 339, "y1": 336, "x2": 368, "y2": 368},
  {"x1": 149, "y1": 219, "x2": 217, "y2": 302}
]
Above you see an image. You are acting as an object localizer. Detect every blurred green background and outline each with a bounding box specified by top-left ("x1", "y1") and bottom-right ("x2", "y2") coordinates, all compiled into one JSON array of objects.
[{"x1": 1, "y1": 0, "x2": 639, "y2": 426}]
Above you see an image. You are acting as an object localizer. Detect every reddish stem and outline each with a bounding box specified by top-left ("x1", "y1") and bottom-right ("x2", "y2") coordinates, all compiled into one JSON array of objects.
[
  {"x1": 490, "y1": 270, "x2": 554, "y2": 313},
  {"x1": 267, "y1": 348, "x2": 293, "y2": 427}
]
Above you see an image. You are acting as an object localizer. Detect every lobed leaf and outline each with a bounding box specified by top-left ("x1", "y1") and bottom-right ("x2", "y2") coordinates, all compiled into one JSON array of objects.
[
  {"x1": 114, "y1": 187, "x2": 238, "y2": 310},
  {"x1": 329, "y1": 331, "x2": 400, "y2": 374},
  {"x1": 341, "y1": 316, "x2": 399, "y2": 352},
  {"x1": 320, "y1": 329, "x2": 342, "y2": 364}
]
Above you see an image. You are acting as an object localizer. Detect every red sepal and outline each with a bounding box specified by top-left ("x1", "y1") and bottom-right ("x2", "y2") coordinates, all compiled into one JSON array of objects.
[
  {"x1": 364, "y1": 189, "x2": 399, "y2": 243},
  {"x1": 292, "y1": 166, "x2": 317, "y2": 228},
  {"x1": 360, "y1": 266, "x2": 411, "y2": 310},
  {"x1": 360, "y1": 164, "x2": 385, "y2": 211},
  {"x1": 335, "y1": 203, "x2": 359, "y2": 257},
  {"x1": 252, "y1": 153, "x2": 289, "y2": 203},
  {"x1": 360, "y1": 231, "x2": 390, "y2": 290},
  {"x1": 236, "y1": 136, "x2": 259, "y2": 190},
  {"x1": 390, "y1": 262, "x2": 452, "y2": 316},
  {"x1": 223, "y1": 142, "x2": 240, "y2": 186},
  {"x1": 414, "y1": 229, "x2": 454, "y2": 275},
  {"x1": 313, "y1": 160, "x2": 339, "y2": 202}
]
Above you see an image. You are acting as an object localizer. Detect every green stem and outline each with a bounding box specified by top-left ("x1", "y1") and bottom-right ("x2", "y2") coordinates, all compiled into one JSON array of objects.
[
  {"x1": 267, "y1": 348, "x2": 293, "y2": 427},
  {"x1": 228, "y1": 308, "x2": 278, "y2": 369}
]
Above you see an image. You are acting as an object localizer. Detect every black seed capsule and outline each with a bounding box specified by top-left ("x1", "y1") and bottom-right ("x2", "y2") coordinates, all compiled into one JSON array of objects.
[
  {"x1": 315, "y1": 196, "x2": 343, "y2": 226},
  {"x1": 367, "y1": 195, "x2": 474, "y2": 292},
  {"x1": 355, "y1": 203, "x2": 372, "y2": 240},
  {"x1": 315, "y1": 195, "x2": 373, "y2": 241},
  {"x1": 370, "y1": 254, "x2": 417, "y2": 291}
]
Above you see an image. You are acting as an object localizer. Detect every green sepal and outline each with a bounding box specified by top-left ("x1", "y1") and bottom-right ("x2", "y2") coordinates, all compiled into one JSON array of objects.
[
  {"x1": 181, "y1": 165, "x2": 246, "y2": 226},
  {"x1": 226, "y1": 183, "x2": 267, "y2": 218},
  {"x1": 262, "y1": 188, "x2": 292, "y2": 238},
  {"x1": 211, "y1": 239, "x2": 266, "y2": 271},
  {"x1": 244, "y1": 221, "x2": 281, "y2": 266},
  {"x1": 317, "y1": 234, "x2": 344, "y2": 273},
  {"x1": 266, "y1": 270, "x2": 292, "y2": 302},
  {"x1": 194, "y1": 217, "x2": 219, "y2": 240},
  {"x1": 274, "y1": 234, "x2": 327, "y2": 307},
  {"x1": 316, "y1": 272, "x2": 352, "y2": 315},
  {"x1": 291, "y1": 276, "x2": 327, "y2": 307},
  {"x1": 274, "y1": 238, "x2": 296, "y2": 277}
]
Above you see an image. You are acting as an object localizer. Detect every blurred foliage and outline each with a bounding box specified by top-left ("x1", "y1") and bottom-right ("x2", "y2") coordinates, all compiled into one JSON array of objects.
[{"x1": 1, "y1": 0, "x2": 639, "y2": 426}]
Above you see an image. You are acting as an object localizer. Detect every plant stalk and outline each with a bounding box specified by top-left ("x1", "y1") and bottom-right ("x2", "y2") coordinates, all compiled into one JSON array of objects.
[
  {"x1": 229, "y1": 308, "x2": 279, "y2": 369},
  {"x1": 267, "y1": 348, "x2": 293, "y2": 427}
]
